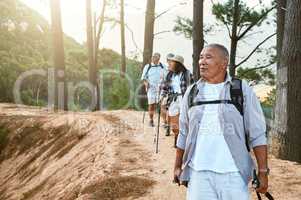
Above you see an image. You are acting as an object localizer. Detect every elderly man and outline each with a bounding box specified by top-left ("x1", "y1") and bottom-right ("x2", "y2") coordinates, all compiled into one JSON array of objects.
[
  {"x1": 173, "y1": 44, "x2": 269, "y2": 200},
  {"x1": 141, "y1": 52, "x2": 166, "y2": 127}
]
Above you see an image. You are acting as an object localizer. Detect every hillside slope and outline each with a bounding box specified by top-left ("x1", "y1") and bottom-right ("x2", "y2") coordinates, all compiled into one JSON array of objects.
[{"x1": 0, "y1": 104, "x2": 155, "y2": 200}]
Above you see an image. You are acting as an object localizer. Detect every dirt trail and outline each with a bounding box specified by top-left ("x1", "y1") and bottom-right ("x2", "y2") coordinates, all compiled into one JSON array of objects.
[
  {"x1": 0, "y1": 104, "x2": 301, "y2": 200},
  {"x1": 110, "y1": 110, "x2": 301, "y2": 200}
]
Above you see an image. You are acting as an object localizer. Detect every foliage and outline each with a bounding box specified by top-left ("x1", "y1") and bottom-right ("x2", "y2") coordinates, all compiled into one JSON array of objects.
[
  {"x1": 262, "y1": 88, "x2": 276, "y2": 107},
  {"x1": 236, "y1": 67, "x2": 275, "y2": 85},
  {"x1": 0, "y1": 0, "x2": 142, "y2": 111},
  {"x1": 173, "y1": 17, "x2": 193, "y2": 39},
  {"x1": 212, "y1": 0, "x2": 269, "y2": 30},
  {"x1": 173, "y1": 16, "x2": 213, "y2": 39},
  {"x1": 261, "y1": 88, "x2": 276, "y2": 119}
]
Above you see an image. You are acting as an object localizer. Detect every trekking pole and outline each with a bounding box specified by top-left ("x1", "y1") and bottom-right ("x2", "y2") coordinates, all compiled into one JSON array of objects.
[
  {"x1": 252, "y1": 170, "x2": 274, "y2": 200},
  {"x1": 155, "y1": 98, "x2": 161, "y2": 153},
  {"x1": 142, "y1": 83, "x2": 148, "y2": 124},
  {"x1": 142, "y1": 110, "x2": 146, "y2": 123},
  {"x1": 154, "y1": 87, "x2": 162, "y2": 153}
]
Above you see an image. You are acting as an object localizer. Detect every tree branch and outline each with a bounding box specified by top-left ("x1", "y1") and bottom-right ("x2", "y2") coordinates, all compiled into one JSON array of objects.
[
  {"x1": 237, "y1": 23, "x2": 247, "y2": 36},
  {"x1": 95, "y1": 0, "x2": 107, "y2": 53},
  {"x1": 238, "y1": 5, "x2": 276, "y2": 40},
  {"x1": 125, "y1": 24, "x2": 143, "y2": 54},
  {"x1": 236, "y1": 32, "x2": 276, "y2": 68},
  {"x1": 225, "y1": 23, "x2": 232, "y2": 38},
  {"x1": 243, "y1": 30, "x2": 264, "y2": 39},
  {"x1": 155, "y1": 7, "x2": 173, "y2": 19},
  {"x1": 240, "y1": 61, "x2": 276, "y2": 75},
  {"x1": 155, "y1": 2, "x2": 188, "y2": 19},
  {"x1": 154, "y1": 30, "x2": 171, "y2": 36}
]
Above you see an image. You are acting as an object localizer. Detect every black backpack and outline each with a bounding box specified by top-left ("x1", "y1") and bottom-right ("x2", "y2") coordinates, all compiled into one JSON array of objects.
[
  {"x1": 145, "y1": 63, "x2": 164, "y2": 79},
  {"x1": 187, "y1": 77, "x2": 250, "y2": 151}
]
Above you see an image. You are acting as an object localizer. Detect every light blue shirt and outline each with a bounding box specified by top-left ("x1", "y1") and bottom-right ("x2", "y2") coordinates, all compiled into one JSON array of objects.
[{"x1": 141, "y1": 63, "x2": 166, "y2": 87}]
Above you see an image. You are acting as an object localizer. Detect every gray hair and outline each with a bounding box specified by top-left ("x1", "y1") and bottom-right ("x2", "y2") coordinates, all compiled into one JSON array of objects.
[
  {"x1": 153, "y1": 52, "x2": 161, "y2": 58},
  {"x1": 204, "y1": 43, "x2": 229, "y2": 60}
]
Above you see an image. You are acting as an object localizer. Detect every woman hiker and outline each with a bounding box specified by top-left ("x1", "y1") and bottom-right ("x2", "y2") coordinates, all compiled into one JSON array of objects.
[{"x1": 160, "y1": 55, "x2": 194, "y2": 146}]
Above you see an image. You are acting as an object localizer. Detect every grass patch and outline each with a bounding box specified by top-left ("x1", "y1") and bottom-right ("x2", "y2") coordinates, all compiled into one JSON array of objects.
[{"x1": 81, "y1": 175, "x2": 156, "y2": 199}]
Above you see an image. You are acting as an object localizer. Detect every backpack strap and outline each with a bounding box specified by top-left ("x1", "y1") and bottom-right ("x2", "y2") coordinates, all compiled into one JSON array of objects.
[
  {"x1": 230, "y1": 78, "x2": 244, "y2": 116},
  {"x1": 145, "y1": 63, "x2": 164, "y2": 79},
  {"x1": 191, "y1": 100, "x2": 233, "y2": 107},
  {"x1": 188, "y1": 78, "x2": 244, "y2": 114},
  {"x1": 188, "y1": 83, "x2": 198, "y2": 109},
  {"x1": 166, "y1": 71, "x2": 173, "y2": 82},
  {"x1": 230, "y1": 78, "x2": 250, "y2": 152},
  {"x1": 159, "y1": 62, "x2": 164, "y2": 69},
  {"x1": 145, "y1": 63, "x2": 152, "y2": 79}
]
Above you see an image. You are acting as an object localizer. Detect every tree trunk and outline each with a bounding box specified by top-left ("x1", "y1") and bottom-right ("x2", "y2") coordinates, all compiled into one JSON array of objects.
[
  {"x1": 276, "y1": 0, "x2": 287, "y2": 69},
  {"x1": 94, "y1": 0, "x2": 107, "y2": 110},
  {"x1": 192, "y1": 0, "x2": 204, "y2": 81},
  {"x1": 229, "y1": 0, "x2": 240, "y2": 77},
  {"x1": 139, "y1": 0, "x2": 156, "y2": 110},
  {"x1": 276, "y1": 0, "x2": 301, "y2": 162},
  {"x1": 120, "y1": 0, "x2": 126, "y2": 76},
  {"x1": 95, "y1": 0, "x2": 106, "y2": 67},
  {"x1": 36, "y1": 80, "x2": 41, "y2": 105},
  {"x1": 50, "y1": 0, "x2": 67, "y2": 111},
  {"x1": 86, "y1": 0, "x2": 99, "y2": 111},
  {"x1": 142, "y1": 0, "x2": 155, "y2": 68},
  {"x1": 272, "y1": 0, "x2": 287, "y2": 153},
  {"x1": 86, "y1": 0, "x2": 95, "y2": 106}
]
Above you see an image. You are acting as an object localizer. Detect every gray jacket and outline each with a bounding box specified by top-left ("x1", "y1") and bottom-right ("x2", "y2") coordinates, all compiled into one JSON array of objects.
[{"x1": 177, "y1": 73, "x2": 267, "y2": 184}]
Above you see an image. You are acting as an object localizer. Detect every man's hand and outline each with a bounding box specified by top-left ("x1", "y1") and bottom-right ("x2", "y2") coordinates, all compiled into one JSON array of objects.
[
  {"x1": 144, "y1": 81, "x2": 149, "y2": 92},
  {"x1": 256, "y1": 173, "x2": 269, "y2": 194},
  {"x1": 173, "y1": 167, "x2": 182, "y2": 186},
  {"x1": 174, "y1": 148, "x2": 185, "y2": 186},
  {"x1": 253, "y1": 145, "x2": 269, "y2": 194}
]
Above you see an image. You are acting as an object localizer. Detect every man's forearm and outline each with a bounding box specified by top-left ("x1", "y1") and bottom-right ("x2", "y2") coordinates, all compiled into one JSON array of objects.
[
  {"x1": 253, "y1": 145, "x2": 268, "y2": 170},
  {"x1": 174, "y1": 148, "x2": 184, "y2": 168},
  {"x1": 143, "y1": 80, "x2": 148, "y2": 88}
]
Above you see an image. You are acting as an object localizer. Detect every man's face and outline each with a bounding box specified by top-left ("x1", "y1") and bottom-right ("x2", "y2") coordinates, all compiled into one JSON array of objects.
[
  {"x1": 199, "y1": 47, "x2": 228, "y2": 80},
  {"x1": 152, "y1": 55, "x2": 160, "y2": 64}
]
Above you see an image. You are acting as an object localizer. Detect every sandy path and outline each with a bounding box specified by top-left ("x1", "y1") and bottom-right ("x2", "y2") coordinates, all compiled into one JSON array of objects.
[{"x1": 113, "y1": 110, "x2": 187, "y2": 199}]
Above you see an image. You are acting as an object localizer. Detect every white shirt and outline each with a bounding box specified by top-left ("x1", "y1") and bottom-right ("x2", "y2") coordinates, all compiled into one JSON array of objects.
[
  {"x1": 189, "y1": 82, "x2": 239, "y2": 173},
  {"x1": 171, "y1": 72, "x2": 182, "y2": 94}
]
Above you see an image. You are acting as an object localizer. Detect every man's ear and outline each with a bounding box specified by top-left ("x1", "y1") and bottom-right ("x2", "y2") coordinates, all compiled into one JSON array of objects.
[
  {"x1": 223, "y1": 59, "x2": 228, "y2": 69},
  {"x1": 221, "y1": 63, "x2": 227, "y2": 70}
]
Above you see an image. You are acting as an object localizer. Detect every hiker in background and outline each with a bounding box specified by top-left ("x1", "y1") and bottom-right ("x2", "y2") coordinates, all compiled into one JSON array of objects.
[
  {"x1": 160, "y1": 55, "x2": 194, "y2": 145},
  {"x1": 141, "y1": 53, "x2": 166, "y2": 127},
  {"x1": 173, "y1": 44, "x2": 269, "y2": 200},
  {"x1": 160, "y1": 53, "x2": 174, "y2": 135}
]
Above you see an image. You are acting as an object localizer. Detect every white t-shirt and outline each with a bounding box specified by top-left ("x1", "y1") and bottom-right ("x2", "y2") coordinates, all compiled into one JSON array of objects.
[
  {"x1": 189, "y1": 82, "x2": 239, "y2": 173},
  {"x1": 171, "y1": 72, "x2": 182, "y2": 94}
]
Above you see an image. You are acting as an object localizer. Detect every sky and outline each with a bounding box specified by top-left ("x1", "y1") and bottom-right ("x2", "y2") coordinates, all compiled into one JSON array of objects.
[{"x1": 20, "y1": 0, "x2": 276, "y2": 71}]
